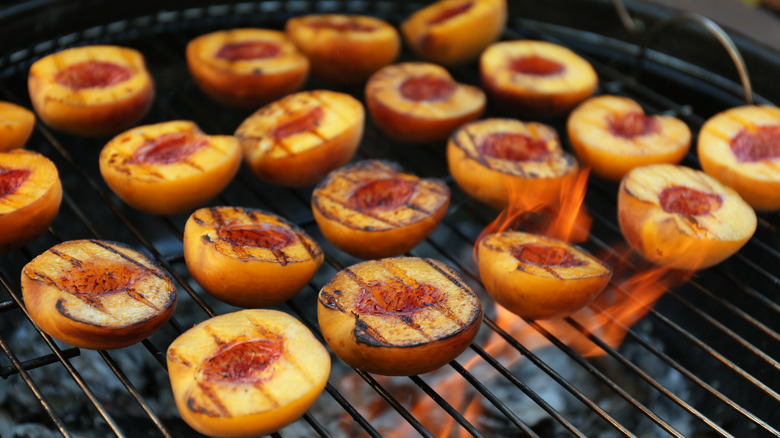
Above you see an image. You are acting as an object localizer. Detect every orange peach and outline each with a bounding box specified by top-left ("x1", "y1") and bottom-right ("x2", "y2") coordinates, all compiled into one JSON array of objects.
[
  {"x1": 235, "y1": 90, "x2": 364, "y2": 186},
  {"x1": 365, "y1": 62, "x2": 485, "y2": 143},
  {"x1": 311, "y1": 160, "x2": 450, "y2": 259},
  {"x1": 567, "y1": 95, "x2": 691, "y2": 181},
  {"x1": 0, "y1": 102, "x2": 35, "y2": 151},
  {"x1": 285, "y1": 14, "x2": 400, "y2": 84},
  {"x1": 618, "y1": 164, "x2": 756, "y2": 270},
  {"x1": 186, "y1": 28, "x2": 309, "y2": 109},
  {"x1": 480, "y1": 40, "x2": 597, "y2": 117},
  {"x1": 697, "y1": 104, "x2": 780, "y2": 211},
  {"x1": 28, "y1": 45, "x2": 154, "y2": 137},
  {"x1": 401, "y1": 0, "x2": 507, "y2": 66},
  {"x1": 167, "y1": 309, "x2": 330, "y2": 437},
  {"x1": 99, "y1": 120, "x2": 241, "y2": 215},
  {"x1": 0, "y1": 149, "x2": 61, "y2": 252}
]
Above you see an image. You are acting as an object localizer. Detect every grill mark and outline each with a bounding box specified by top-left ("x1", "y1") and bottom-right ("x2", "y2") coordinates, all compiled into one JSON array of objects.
[
  {"x1": 182, "y1": 160, "x2": 205, "y2": 171},
  {"x1": 88, "y1": 240, "x2": 166, "y2": 280},
  {"x1": 354, "y1": 316, "x2": 391, "y2": 346},
  {"x1": 193, "y1": 381, "x2": 231, "y2": 417},
  {"x1": 125, "y1": 290, "x2": 161, "y2": 311},
  {"x1": 462, "y1": 127, "x2": 491, "y2": 168},
  {"x1": 543, "y1": 265, "x2": 564, "y2": 279},
  {"x1": 48, "y1": 248, "x2": 83, "y2": 268},
  {"x1": 292, "y1": 229, "x2": 322, "y2": 260},
  {"x1": 404, "y1": 201, "x2": 434, "y2": 215},
  {"x1": 167, "y1": 347, "x2": 192, "y2": 367},
  {"x1": 205, "y1": 325, "x2": 229, "y2": 349},
  {"x1": 252, "y1": 379, "x2": 280, "y2": 409},
  {"x1": 319, "y1": 193, "x2": 402, "y2": 227},
  {"x1": 24, "y1": 270, "x2": 59, "y2": 288},
  {"x1": 57, "y1": 295, "x2": 111, "y2": 318},
  {"x1": 319, "y1": 290, "x2": 346, "y2": 312},
  {"x1": 272, "y1": 248, "x2": 289, "y2": 265}
]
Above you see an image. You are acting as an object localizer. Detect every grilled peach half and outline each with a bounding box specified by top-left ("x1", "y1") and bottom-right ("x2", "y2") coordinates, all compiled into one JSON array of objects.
[
  {"x1": 21, "y1": 239, "x2": 177, "y2": 350},
  {"x1": 183, "y1": 207, "x2": 324, "y2": 308},
  {"x1": 477, "y1": 231, "x2": 611, "y2": 320},
  {"x1": 365, "y1": 62, "x2": 485, "y2": 143},
  {"x1": 697, "y1": 105, "x2": 780, "y2": 211},
  {"x1": 0, "y1": 102, "x2": 35, "y2": 151},
  {"x1": 618, "y1": 164, "x2": 756, "y2": 270},
  {"x1": 28, "y1": 45, "x2": 154, "y2": 137},
  {"x1": 401, "y1": 0, "x2": 507, "y2": 66},
  {"x1": 480, "y1": 40, "x2": 597, "y2": 117},
  {"x1": 447, "y1": 118, "x2": 579, "y2": 210},
  {"x1": 99, "y1": 120, "x2": 241, "y2": 215},
  {"x1": 235, "y1": 90, "x2": 364, "y2": 186},
  {"x1": 0, "y1": 149, "x2": 61, "y2": 252},
  {"x1": 167, "y1": 309, "x2": 330, "y2": 437},
  {"x1": 285, "y1": 14, "x2": 400, "y2": 84},
  {"x1": 318, "y1": 257, "x2": 482, "y2": 376},
  {"x1": 312, "y1": 160, "x2": 450, "y2": 259},
  {"x1": 186, "y1": 28, "x2": 309, "y2": 109},
  {"x1": 567, "y1": 95, "x2": 691, "y2": 181}
]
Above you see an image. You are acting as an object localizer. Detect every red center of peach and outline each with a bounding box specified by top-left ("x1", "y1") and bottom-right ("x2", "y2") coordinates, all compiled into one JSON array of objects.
[
  {"x1": 202, "y1": 339, "x2": 283, "y2": 384},
  {"x1": 59, "y1": 259, "x2": 143, "y2": 296},
  {"x1": 509, "y1": 56, "x2": 565, "y2": 76},
  {"x1": 0, "y1": 167, "x2": 30, "y2": 198},
  {"x1": 272, "y1": 107, "x2": 324, "y2": 141},
  {"x1": 218, "y1": 223, "x2": 295, "y2": 250},
  {"x1": 356, "y1": 279, "x2": 442, "y2": 315},
  {"x1": 400, "y1": 75, "x2": 456, "y2": 101},
  {"x1": 511, "y1": 244, "x2": 586, "y2": 268},
  {"x1": 348, "y1": 178, "x2": 416, "y2": 210},
  {"x1": 132, "y1": 133, "x2": 208, "y2": 165},
  {"x1": 427, "y1": 1, "x2": 474, "y2": 25},
  {"x1": 215, "y1": 41, "x2": 281, "y2": 61},
  {"x1": 730, "y1": 125, "x2": 780, "y2": 162},
  {"x1": 659, "y1": 186, "x2": 722, "y2": 216},
  {"x1": 55, "y1": 61, "x2": 133, "y2": 90},
  {"x1": 609, "y1": 112, "x2": 658, "y2": 138},
  {"x1": 479, "y1": 133, "x2": 551, "y2": 162},
  {"x1": 307, "y1": 20, "x2": 377, "y2": 32}
]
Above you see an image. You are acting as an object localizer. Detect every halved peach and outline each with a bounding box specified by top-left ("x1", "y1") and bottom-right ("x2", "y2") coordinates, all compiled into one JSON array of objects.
[
  {"x1": 187, "y1": 28, "x2": 309, "y2": 109},
  {"x1": 618, "y1": 164, "x2": 756, "y2": 270},
  {"x1": 311, "y1": 160, "x2": 450, "y2": 259},
  {"x1": 365, "y1": 62, "x2": 485, "y2": 143},
  {"x1": 167, "y1": 309, "x2": 330, "y2": 437},
  {"x1": 235, "y1": 90, "x2": 364, "y2": 186},
  {"x1": 567, "y1": 95, "x2": 691, "y2": 181},
  {"x1": 99, "y1": 120, "x2": 241, "y2": 215},
  {"x1": 183, "y1": 206, "x2": 324, "y2": 308},
  {"x1": 0, "y1": 149, "x2": 61, "y2": 252},
  {"x1": 318, "y1": 256, "x2": 482, "y2": 376},
  {"x1": 0, "y1": 102, "x2": 35, "y2": 151},
  {"x1": 28, "y1": 45, "x2": 154, "y2": 137},
  {"x1": 697, "y1": 104, "x2": 780, "y2": 211},
  {"x1": 480, "y1": 40, "x2": 597, "y2": 117},
  {"x1": 285, "y1": 14, "x2": 400, "y2": 84},
  {"x1": 21, "y1": 239, "x2": 177, "y2": 350},
  {"x1": 447, "y1": 118, "x2": 579, "y2": 210},
  {"x1": 401, "y1": 0, "x2": 507, "y2": 66},
  {"x1": 477, "y1": 231, "x2": 611, "y2": 320}
]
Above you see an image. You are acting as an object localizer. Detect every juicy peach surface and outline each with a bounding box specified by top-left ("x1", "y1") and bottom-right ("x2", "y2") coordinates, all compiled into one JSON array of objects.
[
  {"x1": 567, "y1": 95, "x2": 691, "y2": 181},
  {"x1": 0, "y1": 102, "x2": 35, "y2": 151},
  {"x1": 187, "y1": 28, "x2": 309, "y2": 108},
  {"x1": 167, "y1": 309, "x2": 330, "y2": 437},
  {"x1": 311, "y1": 160, "x2": 450, "y2": 259},
  {"x1": 99, "y1": 120, "x2": 241, "y2": 215},
  {"x1": 697, "y1": 104, "x2": 780, "y2": 211},
  {"x1": 401, "y1": 0, "x2": 507, "y2": 66},
  {"x1": 0, "y1": 149, "x2": 62, "y2": 252},
  {"x1": 184, "y1": 206, "x2": 324, "y2": 308},
  {"x1": 235, "y1": 90, "x2": 364, "y2": 186},
  {"x1": 28, "y1": 45, "x2": 154, "y2": 137},
  {"x1": 618, "y1": 164, "x2": 756, "y2": 270},
  {"x1": 365, "y1": 62, "x2": 485, "y2": 143}
]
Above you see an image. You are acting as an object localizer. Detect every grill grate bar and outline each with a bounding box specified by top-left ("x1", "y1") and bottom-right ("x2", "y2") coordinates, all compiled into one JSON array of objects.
[
  {"x1": 0, "y1": 347, "x2": 80, "y2": 379},
  {"x1": 409, "y1": 375, "x2": 485, "y2": 437}
]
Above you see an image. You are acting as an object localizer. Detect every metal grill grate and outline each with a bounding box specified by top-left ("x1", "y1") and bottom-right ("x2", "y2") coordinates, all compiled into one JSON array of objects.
[{"x1": 1, "y1": 1, "x2": 779, "y2": 437}]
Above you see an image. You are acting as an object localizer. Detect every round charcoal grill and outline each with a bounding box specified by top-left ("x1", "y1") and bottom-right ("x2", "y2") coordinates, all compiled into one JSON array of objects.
[{"x1": 1, "y1": 1, "x2": 779, "y2": 437}]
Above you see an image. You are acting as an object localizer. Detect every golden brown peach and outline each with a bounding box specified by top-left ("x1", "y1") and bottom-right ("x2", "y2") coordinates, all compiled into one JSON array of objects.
[
  {"x1": 697, "y1": 104, "x2": 780, "y2": 211},
  {"x1": 99, "y1": 120, "x2": 241, "y2": 215},
  {"x1": 186, "y1": 28, "x2": 309, "y2": 109},
  {"x1": 480, "y1": 40, "x2": 597, "y2": 117},
  {"x1": 21, "y1": 239, "x2": 176, "y2": 350},
  {"x1": 618, "y1": 164, "x2": 756, "y2": 270},
  {"x1": 0, "y1": 102, "x2": 35, "y2": 151},
  {"x1": 0, "y1": 149, "x2": 61, "y2": 252},
  {"x1": 311, "y1": 160, "x2": 450, "y2": 259},
  {"x1": 365, "y1": 62, "x2": 485, "y2": 143},
  {"x1": 318, "y1": 257, "x2": 482, "y2": 376},
  {"x1": 28, "y1": 45, "x2": 154, "y2": 137},
  {"x1": 401, "y1": 0, "x2": 507, "y2": 66},
  {"x1": 167, "y1": 309, "x2": 330, "y2": 437},
  {"x1": 235, "y1": 90, "x2": 364, "y2": 186}
]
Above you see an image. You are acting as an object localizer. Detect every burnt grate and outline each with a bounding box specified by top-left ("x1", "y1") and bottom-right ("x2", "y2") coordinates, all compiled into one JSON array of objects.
[{"x1": 1, "y1": 1, "x2": 779, "y2": 437}]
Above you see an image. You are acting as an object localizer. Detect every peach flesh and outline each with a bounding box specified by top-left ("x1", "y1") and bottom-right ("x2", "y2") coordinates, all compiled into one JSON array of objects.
[
  {"x1": 306, "y1": 20, "x2": 377, "y2": 32},
  {"x1": 399, "y1": 75, "x2": 456, "y2": 101},
  {"x1": 200, "y1": 338, "x2": 283, "y2": 384},
  {"x1": 609, "y1": 112, "x2": 659, "y2": 138},
  {"x1": 215, "y1": 41, "x2": 281, "y2": 61},
  {"x1": 0, "y1": 167, "x2": 29, "y2": 197},
  {"x1": 271, "y1": 107, "x2": 323, "y2": 141},
  {"x1": 131, "y1": 133, "x2": 208, "y2": 165},
  {"x1": 54, "y1": 60, "x2": 132, "y2": 89},
  {"x1": 509, "y1": 56, "x2": 564, "y2": 76},
  {"x1": 479, "y1": 132, "x2": 550, "y2": 161},
  {"x1": 216, "y1": 223, "x2": 295, "y2": 253},
  {"x1": 511, "y1": 244, "x2": 586, "y2": 267},
  {"x1": 658, "y1": 186, "x2": 722, "y2": 216},
  {"x1": 730, "y1": 125, "x2": 780, "y2": 162},
  {"x1": 427, "y1": 2, "x2": 474, "y2": 25},
  {"x1": 353, "y1": 278, "x2": 443, "y2": 315},
  {"x1": 57, "y1": 258, "x2": 144, "y2": 297},
  {"x1": 347, "y1": 178, "x2": 416, "y2": 210}
]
